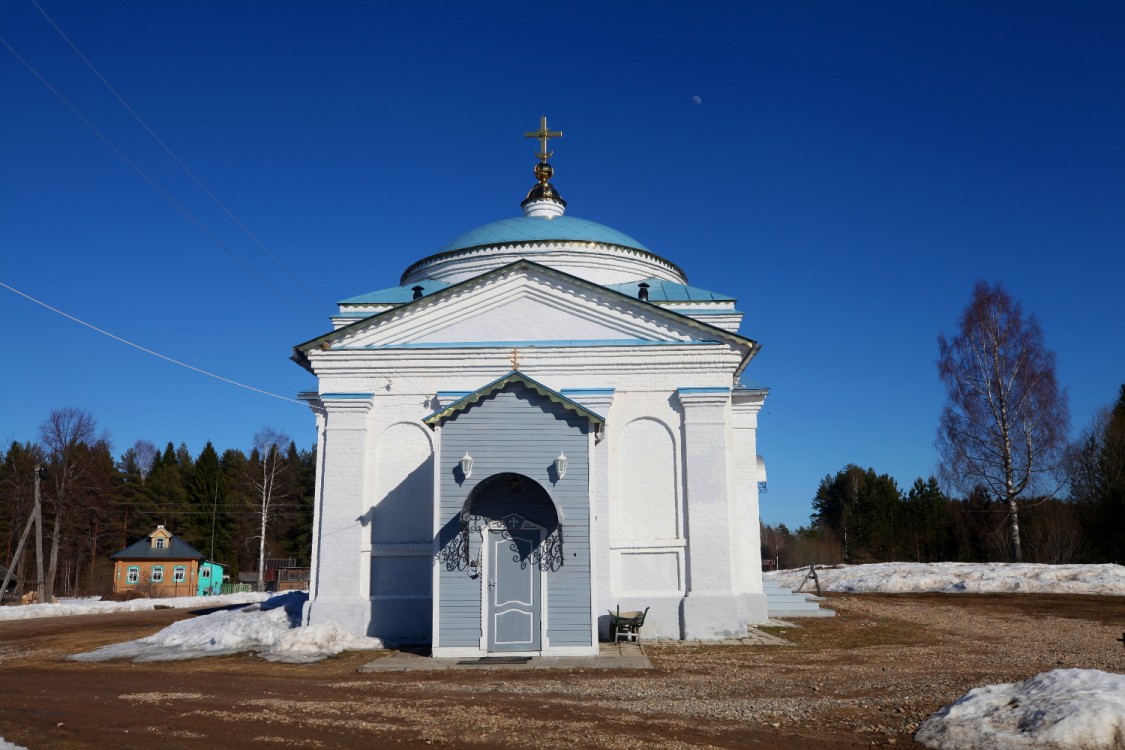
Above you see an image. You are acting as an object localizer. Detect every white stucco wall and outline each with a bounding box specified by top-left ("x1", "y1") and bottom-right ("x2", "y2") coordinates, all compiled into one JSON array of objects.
[{"x1": 302, "y1": 268, "x2": 767, "y2": 643}]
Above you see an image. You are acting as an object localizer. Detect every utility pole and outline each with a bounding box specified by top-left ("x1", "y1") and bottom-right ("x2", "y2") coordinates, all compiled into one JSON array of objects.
[
  {"x1": 34, "y1": 465, "x2": 46, "y2": 604},
  {"x1": 0, "y1": 465, "x2": 47, "y2": 604},
  {"x1": 210, "y1": 480, "x2": 218, "y2": 561},
  {"x1": 0, "y1": 513, "x2": 33, "y2": 603}
]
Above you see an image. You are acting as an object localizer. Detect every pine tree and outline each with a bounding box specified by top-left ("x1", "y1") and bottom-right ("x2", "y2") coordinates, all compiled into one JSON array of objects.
[
  {"x1": 145, "y1": 443, "x2": 188, "y2": 535},
  {"x1": 811, "y1": 465, "x2": 903, "y2": 562},
  {"x1": 220, "y1": 448, "x2": 255, "y2": 574},
  {"x1": 186, "y1": 443, "x2": 232, "y2": 563},
  {"x1": 903, "y1": 477, "x2": 953, "y2": 562},
  {"x1": 1067, "y1": 385, "x2": 1125, "y2": 562}
]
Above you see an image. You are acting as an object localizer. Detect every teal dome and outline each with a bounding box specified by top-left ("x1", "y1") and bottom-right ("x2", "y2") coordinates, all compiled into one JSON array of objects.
[{"x1": 437, "y1": 215, "x2": 650, "y2": 254}]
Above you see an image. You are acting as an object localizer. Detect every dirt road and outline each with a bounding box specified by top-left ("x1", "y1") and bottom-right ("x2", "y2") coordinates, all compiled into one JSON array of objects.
[{"x1": 1, "y1": 593, "x2": 1123, "y2": 749}]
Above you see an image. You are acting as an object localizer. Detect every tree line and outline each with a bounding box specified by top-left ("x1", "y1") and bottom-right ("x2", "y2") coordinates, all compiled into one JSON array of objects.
[
  {"x1": 0, "y1": 408, "x2": 315, "y2": 599},
  {"x1": 765, "y1": 386, "x2": 1124, "y2": 570},
  {"x1": 767, "y1": 281, "x2": 1123, "y2": 570}
]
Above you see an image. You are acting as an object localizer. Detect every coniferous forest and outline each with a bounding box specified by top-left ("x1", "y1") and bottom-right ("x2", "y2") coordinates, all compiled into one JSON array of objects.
[{"x1": 1, "y1": 409, "x2": 315, "y2": 599}]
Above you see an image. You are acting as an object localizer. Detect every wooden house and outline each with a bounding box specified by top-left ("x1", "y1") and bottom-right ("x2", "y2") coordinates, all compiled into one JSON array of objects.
[{"x1": 110, "y1": 525, "x2": 226, "y2": 597}]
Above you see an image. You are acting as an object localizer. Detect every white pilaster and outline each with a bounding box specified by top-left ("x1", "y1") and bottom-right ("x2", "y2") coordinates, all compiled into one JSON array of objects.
[
  {"x1": 562, "y1": 388, "x2": 614, "y2": 640},
  {"x1": 306, "y1": 394, "x2": 373, "y2": 636},
  {"x1": 731, "y1": 388, "x2": 769, "y2": 624},
  {"x1": 303, "y1": 400, "x2": 327, "y2": 625},
  {"x1": 676, "y1": 388, "x2": 745, "y2": 638}
]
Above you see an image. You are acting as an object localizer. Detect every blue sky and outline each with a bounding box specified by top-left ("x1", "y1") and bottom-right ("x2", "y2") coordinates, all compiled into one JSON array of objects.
[{"x1": 2, "y1": 2, "x2": 1122, "y2": 529}]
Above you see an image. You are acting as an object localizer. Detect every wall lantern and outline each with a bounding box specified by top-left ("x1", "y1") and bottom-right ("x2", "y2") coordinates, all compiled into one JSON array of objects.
[
  {"x1": 554, "y1": 452, "x2": 568, "y2": 480},
  {"x1": 459, "y1": 452, "x2": 474, "y2": 479}
]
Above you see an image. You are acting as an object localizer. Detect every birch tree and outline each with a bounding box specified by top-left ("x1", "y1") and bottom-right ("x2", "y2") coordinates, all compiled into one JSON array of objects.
[
  {"x1": 38, "y1": 408, "x2": 104, "y2": 599},
  {"x1": 937, "y1": 282, "x2": 1069, "y2": 562},
  {"x1": 249, "y1": 428, "x2": 290, "y2": 591}
]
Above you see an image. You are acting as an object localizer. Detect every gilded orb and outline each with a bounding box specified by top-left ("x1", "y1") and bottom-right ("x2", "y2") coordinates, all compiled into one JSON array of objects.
[{"x1": 534, "y1": 162, "x2": 554, "y2": 182}]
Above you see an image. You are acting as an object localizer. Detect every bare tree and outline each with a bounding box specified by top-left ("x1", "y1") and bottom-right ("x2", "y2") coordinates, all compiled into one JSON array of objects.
[
  {"x1": 937, "y1": 282, "x2": 1069, "y2": 562},
  {"x1": 131, "y1": 440, "x2": 158, "y2": 482},
  {"x1": 249, "y1": 428, "x2": 290, "y2": 591},
  {"x1": 38, "y1": 408, "x2": 106, "y2": 599}
]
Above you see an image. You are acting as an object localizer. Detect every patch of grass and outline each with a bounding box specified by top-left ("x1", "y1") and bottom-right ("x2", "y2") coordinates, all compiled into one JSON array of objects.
[{"x1": 781, "y1": 616, "x2": 930, "y2": 651}]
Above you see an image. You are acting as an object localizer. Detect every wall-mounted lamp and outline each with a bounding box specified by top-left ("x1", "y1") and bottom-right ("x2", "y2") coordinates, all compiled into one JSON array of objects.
[
  {"x1": 554, "y1": 452, "x2": 568, "y2": 480},
  {"x1": 459, "y1": 452, "x2": 474, "y2": 479}
]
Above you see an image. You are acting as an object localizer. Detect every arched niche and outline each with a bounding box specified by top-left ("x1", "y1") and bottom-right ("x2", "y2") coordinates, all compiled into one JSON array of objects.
[
  {"x1": 372, "y1": 422, "x2": 433, "y2": 544},
  {"x1": 613, "y1": 417, "x2": 679, "y2": 541}
]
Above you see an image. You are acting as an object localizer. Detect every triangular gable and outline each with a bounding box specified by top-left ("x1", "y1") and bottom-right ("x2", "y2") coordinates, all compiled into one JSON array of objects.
[
  {"x1": 294, "y1": 261, "x2": 757, "y2": 366},
  {"x1": 149, "y1": 526, "x2": 173, "y2": 548},
  {"x1": 423, "y1": 370, "x2": 605, "y2": 428}
]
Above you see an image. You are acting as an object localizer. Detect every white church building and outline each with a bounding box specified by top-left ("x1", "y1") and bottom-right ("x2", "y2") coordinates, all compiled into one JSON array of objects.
[{"x1": 293, "y1": 120, "x2": 768, "y2": 656}]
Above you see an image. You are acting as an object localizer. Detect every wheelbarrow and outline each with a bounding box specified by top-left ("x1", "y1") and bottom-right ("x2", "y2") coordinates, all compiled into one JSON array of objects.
[{"x1": 609, "y1": 606, "x2": 650, "y2": 642}]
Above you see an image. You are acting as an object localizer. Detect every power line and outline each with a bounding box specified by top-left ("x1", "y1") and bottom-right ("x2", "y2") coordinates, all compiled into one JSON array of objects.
[
  {"x1": 0, "y1": 32, "x2": 319, "y2": 326},
  {"x1": 3, "y1": 25, "x2": 434, "y2": 407},
  {"x1": 0, "y1": 279, "x2": 305, "y2": 407},
  {"x1": 29, "y1": 0, "x2": 332, "y2": 317}
]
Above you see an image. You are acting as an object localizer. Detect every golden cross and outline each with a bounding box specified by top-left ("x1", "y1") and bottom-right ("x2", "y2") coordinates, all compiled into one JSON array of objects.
[
  {"x1": 524, "y1": 115, "x2": 562, "y2": 162},
  {"x1": 509, "y1": 348, "x2": 521, "y2": 370}
]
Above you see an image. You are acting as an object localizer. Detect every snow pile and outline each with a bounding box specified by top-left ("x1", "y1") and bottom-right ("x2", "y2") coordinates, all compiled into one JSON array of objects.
[
  {"x1": 69, "y1": 591, "x2": 382, "y2": 663},
  {"x1": 765, "y1": 562, "x2": 1125, "y2": 595},
  {"x1": 916, "y1": 669, "x2": 1125, "y2": 749},
  {"x1": 0, "y1": 738, "x2": 28, "y2": 750},
  {"x1": 0, "y1": 590, "x2": 272, "y2": 621},
  {"x1": 261, "y1": 621, "x2": 385, "y2": 663}
]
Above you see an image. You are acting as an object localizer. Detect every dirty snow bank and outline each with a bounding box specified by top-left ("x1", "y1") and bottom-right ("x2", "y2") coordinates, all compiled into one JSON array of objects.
[
  {"x1": 261, "y1": 621, "x2": 385, "y2": 663},
  {"x1": 765, "y1": 562, "x2": 1125, "y2": 595},
  {"x1": 69, "y1": 591, "x2": 382, "y2": 663},
  {"x1": 0, "y1": 590, "x2": 272, "y2": 620},
  {"x1": 916, "y1": 669, "x2": 1125, "y2": 749}
]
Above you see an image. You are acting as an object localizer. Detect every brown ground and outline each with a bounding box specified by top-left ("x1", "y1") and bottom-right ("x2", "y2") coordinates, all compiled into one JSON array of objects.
[{"x1": 1, "y1": 593, "x2": 1123, "y2": 749}]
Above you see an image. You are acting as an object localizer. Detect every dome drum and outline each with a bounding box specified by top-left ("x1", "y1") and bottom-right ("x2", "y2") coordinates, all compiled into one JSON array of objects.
[
  {"x1": 400, "y1": 215, "x2": 687, "y2": 287},
  {"x1": 400, "y1": 240, "x2": 688, "y2": 287}
]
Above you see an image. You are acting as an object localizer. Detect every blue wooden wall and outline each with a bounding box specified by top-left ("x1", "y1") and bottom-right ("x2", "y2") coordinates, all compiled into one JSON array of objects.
[{"x1": 436, "y1": 383, "x2": 592, "y2": 649}]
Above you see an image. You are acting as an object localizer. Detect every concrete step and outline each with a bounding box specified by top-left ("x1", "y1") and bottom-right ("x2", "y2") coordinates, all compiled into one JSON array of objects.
[
  {"x1": 767, "y1": 601, "x2": 823, "y2": 613},
  {"x1": 763, "y1": 581, "x2": 835, "y2": 618},
  {"x1": 765, "y1": 591, "x2": 821, "y2": 604},
  {"x1": 768, "y1": 595, "x2": 830, "y2": 607},
  {"x1": 768, "y1": 607, "x2": 836, "y2": 618}
]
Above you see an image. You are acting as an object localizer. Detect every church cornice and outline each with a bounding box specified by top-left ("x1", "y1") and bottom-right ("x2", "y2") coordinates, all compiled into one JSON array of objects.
[{"x1": 292, "y1": 260, "x2": 758, "y2": 376}]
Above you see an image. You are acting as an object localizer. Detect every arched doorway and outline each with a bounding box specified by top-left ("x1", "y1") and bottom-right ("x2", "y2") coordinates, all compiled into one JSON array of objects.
[{"x1": 462, "y1": 473, "x2": 562, "y2": 652}]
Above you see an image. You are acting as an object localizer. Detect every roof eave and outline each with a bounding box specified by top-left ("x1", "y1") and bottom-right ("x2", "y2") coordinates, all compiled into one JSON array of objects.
[{"x1": 295, "y1": 260, "x2": 756, "y2": 360}]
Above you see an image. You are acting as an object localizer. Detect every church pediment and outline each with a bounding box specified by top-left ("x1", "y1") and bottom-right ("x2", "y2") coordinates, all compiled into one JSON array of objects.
[
  {"x1": 295, "y1": 262, "x2": 755, "y2": 358},
  {"x1": 423, "y1": 370, "x2": 605, "y2": 428}
]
